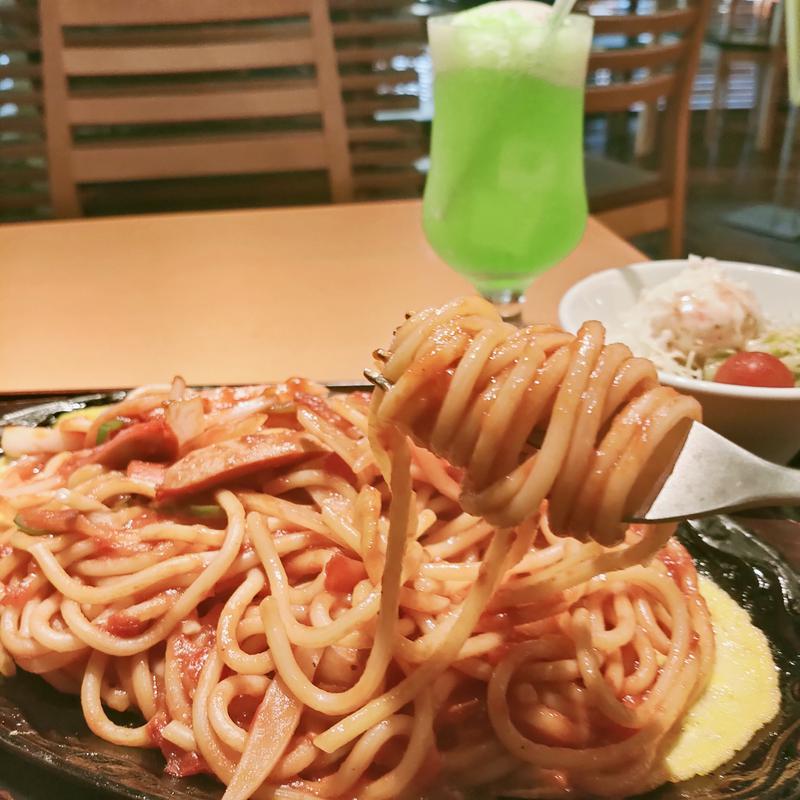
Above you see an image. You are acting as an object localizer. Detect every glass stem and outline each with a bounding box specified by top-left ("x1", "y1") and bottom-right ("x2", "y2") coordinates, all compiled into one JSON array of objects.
[{"x1": 482, "y1": 288, "x2": 525, "y2": 326}]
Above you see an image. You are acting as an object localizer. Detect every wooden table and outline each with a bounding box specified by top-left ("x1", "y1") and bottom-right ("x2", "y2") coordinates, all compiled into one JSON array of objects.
[
  {"x1": 0, "y1": 199, "x2": 644, "y2": 394},
  {"x1": 3, "y1": 201, "x2": 800, "y2": 799}
]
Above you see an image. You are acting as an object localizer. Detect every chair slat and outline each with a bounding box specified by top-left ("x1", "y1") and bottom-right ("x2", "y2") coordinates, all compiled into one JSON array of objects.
[
  {"x1": 331, "y1": 0, "x2": 410, "y2": 10},
  {"x1": 0, "y1": 88, "x2": 42, "y2": 103},
  {"x1": 333, "y1": 19, "x2": 423, "y2": 39},
  {"x1": 1, "y1": 172, "x2": 48, "y2": 190},
  {"x1": 1, "y1": 117, "x2": 45, "y2": 133},
  {"x1": 355, "y1": 170, "x2": 424, "y2": 190},
  {"x1": 336, "y1": 44, "x2": 426, "y2": 64},
  {"x1": 345, "y1": 95, "x2": 418, "y2": 116},
  {"x1": 0, "y1": 34, "x2": 39, "y2": 50},
  {"x1": 591, "y1": 7, "x2": 698, "y2": 36},
  {"x1": 0, "y1": 6, "x2": 39, "y2": 24},
  {"x1": 0, "y1": 141, "x2": 47, "y2": 158},
  {"x1": 0, "y1": 164, "x2": 49, "y2": 181},
  {"x1": 62, "y1": 38, "x2": 315, "y2": 76},
  {"x1": 71, "y1": 77, "x2": 313, "y2": 99},
  {"x1": 62, "y1": 18, "x2": 421, "y2": 46},
  {"x1": 585, "y1": 72, "x2": 677, "y2": 113},
  {"x1": 340, "y1": 69, "x2": 417, "y2": 91},
  {"x1": 56, "y1": 0, "x2": 312, "y2": 26},
  {"x1": 0, "y1": 64, "x2": 43, "y2": 79},
  {"x1": 347, "y1": 123, "x2": 423, "y2": 144},
  {"x1": 351, "y1": 146, "x2": 426, "y2": 166},
  {"x1": 68, "y1": 85, "x2": 321, "y2": 124},
  {"x1": 589, "y1": 39, "x2": 687, "y2": 71},
  {"x1": 71, "y1": 132, "x2": 328, "y2": 182},
  {"x1": 65, "y1": 23, "x2": 308, "y2": 48},
  {"x1": 0, "y1": 190, "x2": 51, "y2": 211}
]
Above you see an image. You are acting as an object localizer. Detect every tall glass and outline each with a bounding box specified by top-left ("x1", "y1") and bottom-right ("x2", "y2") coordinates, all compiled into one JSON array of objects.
[{"x1": 423, "y1": 1, "x2": 594, "y2": 322}]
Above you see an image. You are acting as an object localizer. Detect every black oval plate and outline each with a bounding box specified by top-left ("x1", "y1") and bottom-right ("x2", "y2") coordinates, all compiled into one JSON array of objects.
[{"x1": 0, "y1": 394, "x2": 798, "y2": 800}]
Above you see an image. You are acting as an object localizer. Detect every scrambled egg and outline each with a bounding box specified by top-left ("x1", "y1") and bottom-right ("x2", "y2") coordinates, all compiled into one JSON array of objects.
[{"x1": 663, "y1": 574, "x2": 780, "y2": 781}]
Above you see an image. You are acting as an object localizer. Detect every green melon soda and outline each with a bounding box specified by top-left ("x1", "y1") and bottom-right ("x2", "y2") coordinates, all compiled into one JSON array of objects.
[{"x1": 423, "y1": 1, "x2": 594, "y2": 303}]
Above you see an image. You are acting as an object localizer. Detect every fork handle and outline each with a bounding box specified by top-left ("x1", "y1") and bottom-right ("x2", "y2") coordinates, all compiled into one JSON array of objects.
[{"x1": 736, "y1": 458, "x2": 800, "y2": 510}]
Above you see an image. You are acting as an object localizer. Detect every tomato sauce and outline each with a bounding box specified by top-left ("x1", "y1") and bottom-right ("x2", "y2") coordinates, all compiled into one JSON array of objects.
[
  {"x1": 657, "y1": 539, "x2": 700, "y2": 596},
  {"x1": 172, "y1": 625, "x2": 216, "y2": 696},
  {"x1": 4, "y1": 568, "x2": 41, "y2": 608},
  {"x1": 227, "y1": 694, "x2": 260, "y2": 729},
  {"x1": 146, "y1": 710, "x2": 208, "y2": 777},
  {"x1": 324, "y1": 552, "x2": 367, "y2": 593},
  {"x1": 105, "y1": 612, "x2": 150, "y2": 638}
]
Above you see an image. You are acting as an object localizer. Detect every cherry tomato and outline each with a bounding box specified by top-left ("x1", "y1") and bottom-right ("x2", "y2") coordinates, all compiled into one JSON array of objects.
[{"x1": 714, "y1": 351, "x2": 795, "y2": 388}]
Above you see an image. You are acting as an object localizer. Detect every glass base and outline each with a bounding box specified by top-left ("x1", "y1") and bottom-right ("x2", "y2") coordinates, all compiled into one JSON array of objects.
[{"x1": 481, "y1": 288, "x2": 525, "y2": 326}]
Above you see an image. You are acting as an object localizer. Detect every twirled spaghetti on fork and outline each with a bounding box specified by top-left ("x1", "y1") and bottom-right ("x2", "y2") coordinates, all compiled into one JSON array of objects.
[{"x1": 0, "y1": 298, "x2": 777, "y2": 799}]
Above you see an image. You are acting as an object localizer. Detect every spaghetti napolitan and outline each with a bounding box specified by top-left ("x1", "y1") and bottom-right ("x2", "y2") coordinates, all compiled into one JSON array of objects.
[{"x1": 0, "y1": 298, "x2": 771, "y2": 799}]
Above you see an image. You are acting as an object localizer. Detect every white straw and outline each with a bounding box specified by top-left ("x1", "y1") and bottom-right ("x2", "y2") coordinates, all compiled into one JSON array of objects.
[{"x1": 549, "y1": 0, "x2": 579, "y2": 29}]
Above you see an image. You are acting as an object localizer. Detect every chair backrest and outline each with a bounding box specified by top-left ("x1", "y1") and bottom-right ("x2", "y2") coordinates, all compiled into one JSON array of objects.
[
  {"x1": 1, "y1": 2, "x2": 50, "y2": 222},
  {"x1": 583, "y1": 0, "x2": 712, "y2": 181},
  {"x1": 330, "y1": 0, "x2": 428, "y2": 201},
  {"x1": 39, "y1": 0, "x2": 354, "y2": 216}
]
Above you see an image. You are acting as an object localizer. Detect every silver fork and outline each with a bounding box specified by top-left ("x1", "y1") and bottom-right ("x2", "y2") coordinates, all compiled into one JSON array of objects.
[
  {"x1": 363, "y1": 368, "x2": 800, "y2": 523},
  {"x1": 627, "y1": 420, "x2": 800, "y2": 523}
]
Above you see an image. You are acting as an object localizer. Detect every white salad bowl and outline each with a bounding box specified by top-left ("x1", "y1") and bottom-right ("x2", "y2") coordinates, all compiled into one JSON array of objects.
[{"x1": 558, "y1": 259, "x2": 800, "y2": 463}]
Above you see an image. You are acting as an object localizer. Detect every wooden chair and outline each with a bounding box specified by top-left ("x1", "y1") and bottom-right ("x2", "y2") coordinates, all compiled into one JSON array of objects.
[
  {"x1": 1, "y1": 2, "x2": 50, "y2": 222},
  {"x1": 704, "y1": 0, "x2": 785, "y2": 154},
  {"x1": 329, "y1": 0, "x2": 428, "y2": 200},
  {"x1": 583, "y1": 0, "x2": 712, "y2": 257},
  {"x1": 39, "y1": 0, "x2": 353, "y2": 217}
]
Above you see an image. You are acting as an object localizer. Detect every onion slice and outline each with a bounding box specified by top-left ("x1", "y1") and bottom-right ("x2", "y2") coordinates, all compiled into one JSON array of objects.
[{"x1": 1, "y1": 426, "x2": 84, "y2": 458}]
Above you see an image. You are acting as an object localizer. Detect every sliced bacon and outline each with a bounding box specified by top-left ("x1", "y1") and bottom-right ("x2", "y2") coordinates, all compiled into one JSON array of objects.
[
  {"x1": 295, "y1": 391, "x2": 351, "y2": 431},
  {"x1": 157, "y1": 430, "x2": 325, "y2": 500},
  {"x1": 89, "y1": 420, "x2": 179, "y2": 470},
  {"x1": 15, "y1": 507, "x2": 80, "y2": 534},
  {"x1": 315, "y1": 451, "x2": 357, "y2": 483},
  {"x1": 126, "y1": 460, "x2": 167, "y2": 488}
]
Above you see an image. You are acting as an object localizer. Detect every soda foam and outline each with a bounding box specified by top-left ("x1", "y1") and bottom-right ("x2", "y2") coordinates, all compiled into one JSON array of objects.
[{"x1": 428, "y1": 0, "x2": 593, "y2": 87}]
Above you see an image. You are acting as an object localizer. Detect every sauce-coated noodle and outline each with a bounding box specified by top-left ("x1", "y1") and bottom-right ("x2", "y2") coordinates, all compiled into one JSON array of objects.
[{"x1": 0, "y1": 302, "x2": 713, "y2": 799}]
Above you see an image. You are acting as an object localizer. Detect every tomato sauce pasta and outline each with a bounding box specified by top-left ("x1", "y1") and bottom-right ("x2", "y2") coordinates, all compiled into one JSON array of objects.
[{"x1": 0, "y1": 299, "x2": 713, "y2": 799}]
